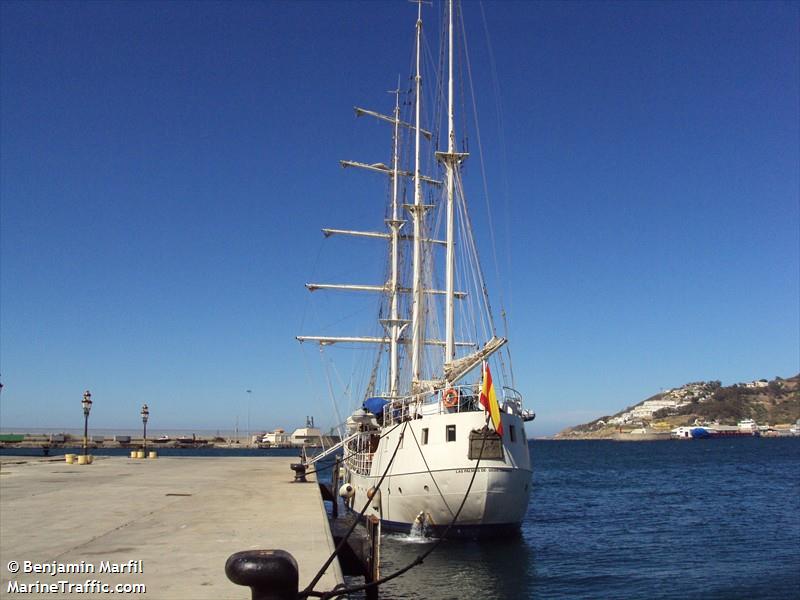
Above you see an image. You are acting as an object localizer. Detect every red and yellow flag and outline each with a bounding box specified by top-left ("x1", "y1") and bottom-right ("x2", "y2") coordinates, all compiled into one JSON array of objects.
[{"x1": 479, "y1": 361, "x2": 503, "y2": 436}]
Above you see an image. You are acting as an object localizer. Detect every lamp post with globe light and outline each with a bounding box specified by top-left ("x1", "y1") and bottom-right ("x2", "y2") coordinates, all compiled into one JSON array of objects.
[
  {"x1": 141, "y1": 404, "x2": 149, "y2": 454},
  {"x1": 81, "y1": 390, "x2": 92, "y2": 457}
]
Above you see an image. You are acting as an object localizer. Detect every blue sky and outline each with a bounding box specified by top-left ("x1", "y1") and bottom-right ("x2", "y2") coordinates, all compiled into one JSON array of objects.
[{"x1": 1, "y1": 1, "x2": 797, "y2": 437}]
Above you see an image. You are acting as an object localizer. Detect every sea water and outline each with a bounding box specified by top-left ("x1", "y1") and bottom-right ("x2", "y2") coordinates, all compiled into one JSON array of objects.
[{"x1": 376, "y1": 438, "x2": 800, "y2": 599}]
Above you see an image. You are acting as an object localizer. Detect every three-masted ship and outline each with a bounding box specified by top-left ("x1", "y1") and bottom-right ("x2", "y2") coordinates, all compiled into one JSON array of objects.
[{"x1": 298, "y1": 0, "x2": 535, "y2": 537}]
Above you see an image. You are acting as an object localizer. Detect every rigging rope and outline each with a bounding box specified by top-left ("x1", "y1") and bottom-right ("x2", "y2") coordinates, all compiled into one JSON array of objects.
[
  {"x1": 299, "y1": 421, "x2": 409, "y2": 598},
  {"x1": 458, "y1": 3, "x2": 514, "y2": 387},
  {"x1": 477, "y1": 0, "x2": 517, "y2": 389},
  {"x1": 307, "y1": 418, "x2": 492, "y2": 600},
  {"x1": 319, "y1": 346, "x2": 345, "y2": 439}
]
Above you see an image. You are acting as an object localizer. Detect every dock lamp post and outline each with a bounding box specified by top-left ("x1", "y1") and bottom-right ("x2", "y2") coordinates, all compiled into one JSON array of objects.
[
  {"x1": 81, "y1": 390, "x2": 92, "y2": 457},
  {"x1": 141, "y1": 404, "x2": 149, "y2": 454}
]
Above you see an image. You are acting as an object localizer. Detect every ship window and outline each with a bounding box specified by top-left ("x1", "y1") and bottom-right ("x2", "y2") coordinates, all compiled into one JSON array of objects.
[
  {"x1": 446, "y1": 424, "x2": 456, "y2": 442},
  {"x1": 421, "y1": 428, "x2": 429, "y2": 445},
  {"x1": 510, "y1": 425, "x2": 516, "y2": 442}
]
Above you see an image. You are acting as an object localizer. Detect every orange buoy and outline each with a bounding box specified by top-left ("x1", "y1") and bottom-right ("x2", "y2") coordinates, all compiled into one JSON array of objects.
[{"x1": 443, "y1": 388, "x2": 459, "y2": 408}]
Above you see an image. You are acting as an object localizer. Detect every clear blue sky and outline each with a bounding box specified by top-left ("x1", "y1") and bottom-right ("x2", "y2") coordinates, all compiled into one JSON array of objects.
[{"x1": 1, "y1": 1, "x2": 797, "y2": 437}]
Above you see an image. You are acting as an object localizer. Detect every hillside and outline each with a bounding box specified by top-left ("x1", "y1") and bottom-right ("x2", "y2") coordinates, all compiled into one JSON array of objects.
[{"x1": 556, "y1": 374, "x2": 800, "y2": 439}]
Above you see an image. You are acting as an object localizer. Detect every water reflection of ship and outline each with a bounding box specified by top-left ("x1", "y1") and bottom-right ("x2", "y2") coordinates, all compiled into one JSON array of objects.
[{"x1": 379, "y1": 531, "x2": 535, "y2": 598}]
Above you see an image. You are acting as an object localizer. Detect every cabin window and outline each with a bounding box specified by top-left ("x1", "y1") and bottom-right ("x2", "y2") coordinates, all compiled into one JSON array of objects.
[
  {"x1": 421, "y1": 428, "x2": 429, "y2": 445},
  {"x1": 510, "y1": 425, "x2": 516, "y2": 443},
  {"x1": 446, "y1": 424, "x2": 456, "y2": 442}
]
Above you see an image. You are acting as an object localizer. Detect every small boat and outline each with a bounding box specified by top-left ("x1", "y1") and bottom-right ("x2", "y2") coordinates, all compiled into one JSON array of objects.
[{"x1": 152, "y1": 435, "x2": 171, "y2": 444}]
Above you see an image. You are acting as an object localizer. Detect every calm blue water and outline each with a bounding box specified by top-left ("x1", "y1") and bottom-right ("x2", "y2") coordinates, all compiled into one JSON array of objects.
[
  {"x1": 4, "y1": 439, "x2": 798, "y2": 598},
  {"x1": 376, "y1": 438, "x2": 800, "y2": 599}
]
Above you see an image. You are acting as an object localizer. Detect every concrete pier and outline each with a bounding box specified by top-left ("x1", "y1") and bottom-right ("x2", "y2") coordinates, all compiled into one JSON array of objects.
[{"x1": 0, "y1": 456, "x2": 343, "y2": 598}]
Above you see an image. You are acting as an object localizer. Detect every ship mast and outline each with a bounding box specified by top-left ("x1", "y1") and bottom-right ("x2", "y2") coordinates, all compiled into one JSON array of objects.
[
  {"x1": 444, "y1": 0, "x2": 456, "y2": 362},
  {"x1": 388, "y1": 80, "x2": 402, "y2": 397},
  {"x1": 410, "y1": 0, "x2": 425, "y2": 385},
  {"x1": 298, "y1": 2, "x2": 489, "y2": 395},
  {"x1": 438, "y1": 0, "x2": 469, "y2": 371}
]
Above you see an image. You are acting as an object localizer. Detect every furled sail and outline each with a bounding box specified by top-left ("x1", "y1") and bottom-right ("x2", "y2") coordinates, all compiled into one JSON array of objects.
[
  {"x1": 443, "y1": 336, "x2": 507, "y2": 385},
  {"x1": 411, "y1": 379, "x2": 444, "y2": 395}
]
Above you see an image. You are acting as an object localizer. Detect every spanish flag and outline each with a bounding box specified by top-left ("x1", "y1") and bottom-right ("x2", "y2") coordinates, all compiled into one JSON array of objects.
[{"x1": 479, "y1": 361, "x2": 503, "y2": 436}]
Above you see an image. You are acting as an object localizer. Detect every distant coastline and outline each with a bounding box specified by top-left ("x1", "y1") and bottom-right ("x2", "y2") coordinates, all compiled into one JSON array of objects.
[{"x1": 556, "y1": 374, "x2": 799, "y2": 440}]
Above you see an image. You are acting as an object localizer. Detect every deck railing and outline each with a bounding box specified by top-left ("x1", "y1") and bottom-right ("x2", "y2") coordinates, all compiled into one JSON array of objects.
[
  {"x1": 378, "y1": 384, "x2": 530, "y2": 425},
  {"x1": 343, "y1": 432, "x2": 375, "y2": 476}
]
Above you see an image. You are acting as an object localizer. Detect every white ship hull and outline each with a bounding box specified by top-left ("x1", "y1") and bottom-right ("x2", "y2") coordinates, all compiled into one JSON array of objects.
[{"x1": 342, "y1": 409, "x2": 532, "y2": 537}]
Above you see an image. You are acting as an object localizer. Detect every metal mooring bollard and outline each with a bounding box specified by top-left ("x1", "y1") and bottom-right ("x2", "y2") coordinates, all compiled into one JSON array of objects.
[
  {"x1": 290, "y1": 463, "x2": 308, "y2": 483},
  {"x1": 225, "y1": 549, "x2": 299, "y2": 600}
]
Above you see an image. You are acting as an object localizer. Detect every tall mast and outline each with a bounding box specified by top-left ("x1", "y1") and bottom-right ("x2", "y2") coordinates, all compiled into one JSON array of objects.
[
  {"x1": 388, "y1": 79, "x2": 402, "y2": 397},
  {"x1": 444, "y1": 0, "x2": 456, "y2": 363},
  {"x1": 437, "y1": 0, "x2": 468, "y2": 369},
  {"x1": 410, "y1": 0, "x2": 424, "y2": 385}
]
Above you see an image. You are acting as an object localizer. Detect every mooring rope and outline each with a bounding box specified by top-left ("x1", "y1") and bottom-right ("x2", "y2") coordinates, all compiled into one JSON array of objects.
[
  {"x1": 299, "y1": 420, "x2": 410, "y2": 598},
  {"x1": 306, "y1": 419, "x2": 491, "y2": 600}
]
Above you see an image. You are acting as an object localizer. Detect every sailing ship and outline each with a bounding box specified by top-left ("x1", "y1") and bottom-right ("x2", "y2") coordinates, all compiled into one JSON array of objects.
[{"x1": 298, "y1": 0, "x2": 535, "y2": 537}]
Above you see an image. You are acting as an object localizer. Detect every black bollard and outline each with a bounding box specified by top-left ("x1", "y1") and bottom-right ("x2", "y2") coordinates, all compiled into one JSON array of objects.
[
  {"x1": 290, "y1": 463, "x2": 307, "y2": 483},
  {"x1": 225, "y1": 549, "x2": 298, "y2": 600}
]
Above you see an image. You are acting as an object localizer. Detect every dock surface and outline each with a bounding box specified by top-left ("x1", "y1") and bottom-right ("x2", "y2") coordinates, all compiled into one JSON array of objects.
[{"x1": 0, "y1": 455, "x2": 343, "y2": 598}]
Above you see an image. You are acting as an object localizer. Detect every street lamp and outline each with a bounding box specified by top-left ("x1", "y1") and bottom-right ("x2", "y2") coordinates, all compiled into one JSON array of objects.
[
  {"x1": 141, "y1": 404, "x2": 149, "y2": 454},
  {"x1": 81, "y1": 390, "x2": 93, "y2": 457}
]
